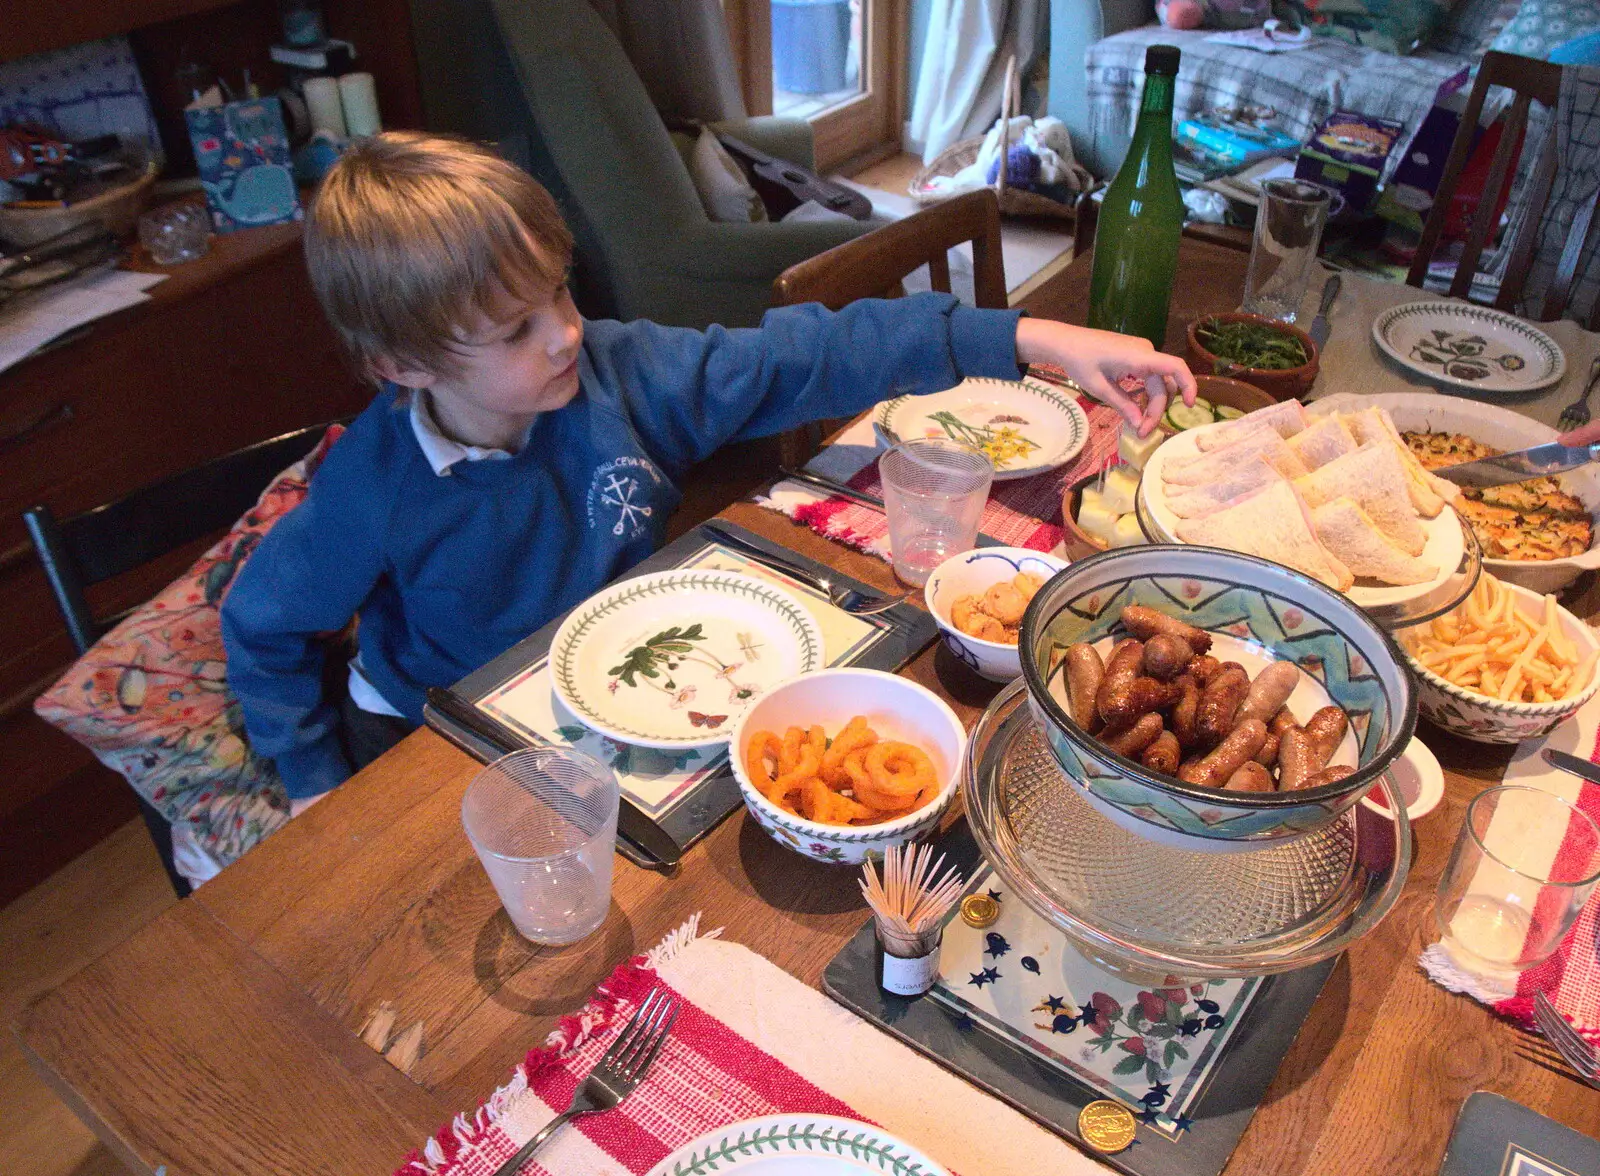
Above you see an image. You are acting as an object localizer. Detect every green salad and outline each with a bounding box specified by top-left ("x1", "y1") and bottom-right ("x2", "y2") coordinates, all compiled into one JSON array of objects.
[{"x1": 1196, "y1": 318, "x2": 1309, "y2": 371}]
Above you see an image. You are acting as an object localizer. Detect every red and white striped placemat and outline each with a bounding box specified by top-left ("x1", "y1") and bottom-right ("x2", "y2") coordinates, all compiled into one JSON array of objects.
[
  {"x1": 760, "y1": 371, "x2": 1125, "y2": 561},
  {"x1": 396, "y1": 918, "x2": 1107, "y2": 1176}
]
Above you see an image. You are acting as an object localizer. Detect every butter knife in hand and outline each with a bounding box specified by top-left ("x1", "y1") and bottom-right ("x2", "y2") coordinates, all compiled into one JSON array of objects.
[
  {"x1": 1432, "y1": 440, "x2": 1600, "y2": 489},
  {"x1": 1307, "y1": 274, "x2": 1340, "y2": 349}
]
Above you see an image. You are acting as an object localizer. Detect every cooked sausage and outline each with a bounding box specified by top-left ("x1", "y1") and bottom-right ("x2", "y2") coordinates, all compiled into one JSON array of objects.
[
  {"x1": 1188, "y1": 655, "x2": 1223, "y2": 685},
  {"x1": 1170, "y1": 674, "x2": 1201, "y2": 749},
  {"x1": 1288, "y1": 763, "x2": 1355, "y2": 792},
  {"x1": 1062, "y1": 643, "x2": 1105, "y2": 731},
  {"x1": 1120, "y1": 605, "x2": 1213, "y2": 654},
  {"x1": 1102, "y1": 713, "x2": 1165, "y2": 758},
  {"x1": 1269, "y1": 707, "x2": 1298, "y2": 738},
  {"x1": 1277, "y1": 726, "x2": 1315, "y2": 790},
  {"x1": 1237, "y1": 661, "x2": 1301, "y2": 726},
  {"x1": 1224, "y1": 761, "x2": 1275, "y2": 793},
  {"x1": 1140, "y1": 730, "x2": 1181, "y2": 775},
  {"x1": 1141, "y1": 633, "x2": 1195, "y2": 681},
  {"x1": 1195, "y1": 666, "x2": 1249, "y2": 749},
  {"x1": 1179, "y1": 719, "x2": 1269, "y2": 788},
  {"x1": 1096, "y1": 639, "x2": 1144, "y2": 725},
  {"x1": 1303, "y1": 706, "x2": 1349, "y2": 766},
  {"x1": 1254, "y1": 733, "x2": 1280, "y2": 768}
]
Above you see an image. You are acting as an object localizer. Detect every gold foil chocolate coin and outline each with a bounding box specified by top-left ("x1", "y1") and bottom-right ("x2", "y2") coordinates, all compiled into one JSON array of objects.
[
  {"x1": 1078, "y1": 1100, "x2": 1137, "y2": 1153},
  {"x1": 959, "y1": 893, "x2": 1000, "y2": 928}
]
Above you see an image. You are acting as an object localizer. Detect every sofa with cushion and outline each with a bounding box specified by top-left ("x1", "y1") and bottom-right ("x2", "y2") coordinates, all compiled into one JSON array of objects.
[{"x1": 1050, "y1": 0, "x2": 1512, "y2": 176}]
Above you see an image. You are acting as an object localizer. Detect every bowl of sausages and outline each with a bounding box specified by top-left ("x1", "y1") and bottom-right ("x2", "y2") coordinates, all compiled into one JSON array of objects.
[{"x1": 1018, "y1": 544, "x2": 1417, "y2": 852}]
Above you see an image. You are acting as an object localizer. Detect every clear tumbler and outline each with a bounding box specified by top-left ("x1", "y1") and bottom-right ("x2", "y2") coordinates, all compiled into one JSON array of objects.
[
  {"x1": 1241, "y1": 179, "x2": 1331, "y2": 323},
  {"x1": 461, "y1": 747, "x2": 619, "y2": 945},
  {"x1": 1435, "y1": 785, "x2": 1600, "y2": 978},
  {"x1": 880, "y1": 438, "x2": 994, "y2": 585}
]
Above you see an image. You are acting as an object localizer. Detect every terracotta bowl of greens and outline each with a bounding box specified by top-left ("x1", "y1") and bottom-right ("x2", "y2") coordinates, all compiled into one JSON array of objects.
[{"x1": 1186, "y1": 312, "x2": 1319, "y2": 401}]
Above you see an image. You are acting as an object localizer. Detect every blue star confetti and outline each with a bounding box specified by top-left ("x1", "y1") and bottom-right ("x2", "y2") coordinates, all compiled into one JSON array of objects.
[
  {"x1": 967, "y1": 966, "x2": 1001, "y2": 988},
  {"x1": 987, "y1": 888, "x2": 1003, "y2": 902},
  {"x1": 984, "y1": 932, "x2": 1011, "y2": 958},
  {"x1": 1173, "y1": 1114, "x2": 1195, "y2": 1132},
  {"x1": 1042, "y1": 994, "x2": 1068, "y2": 1013}
]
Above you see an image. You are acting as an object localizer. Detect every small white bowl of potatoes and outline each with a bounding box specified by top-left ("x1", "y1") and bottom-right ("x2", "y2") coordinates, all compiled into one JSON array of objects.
[{"x1": 924, "y1": 547, "x2": 1069, "y2": 682}]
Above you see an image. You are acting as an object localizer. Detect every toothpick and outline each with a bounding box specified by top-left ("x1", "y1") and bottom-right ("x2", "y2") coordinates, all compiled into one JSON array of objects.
[{"x1": 860, "y1": 843, "x2": 966, "y2": 936}]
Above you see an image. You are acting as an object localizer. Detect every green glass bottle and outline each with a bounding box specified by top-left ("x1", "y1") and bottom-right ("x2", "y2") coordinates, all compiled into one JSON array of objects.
[{"x1": 1087, "y1": 45, "x2": 1184, "y2": 349}]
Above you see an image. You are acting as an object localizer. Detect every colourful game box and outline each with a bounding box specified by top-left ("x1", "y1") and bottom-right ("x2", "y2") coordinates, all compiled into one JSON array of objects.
[{"x1": 1295, "y1": 109, "x2": 1405, "y2": 215}]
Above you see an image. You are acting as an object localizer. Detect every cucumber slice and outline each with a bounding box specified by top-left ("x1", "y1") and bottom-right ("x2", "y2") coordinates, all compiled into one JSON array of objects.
[
  {"x1": 1215, "y1": 405, "x2": 1246, "y2": 421},
  {"x1": 1164, "y1": 401, "x2": 1218, "y2": 431}
]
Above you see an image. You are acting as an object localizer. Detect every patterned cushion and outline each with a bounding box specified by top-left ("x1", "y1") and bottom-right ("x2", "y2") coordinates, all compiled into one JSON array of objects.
[
  {"x1": 1084, "y1": 25, "x2": 1469, "y2": 175},
  {"x1": 33, "y1": 426, "x2": 344, "y2": 868},
  {"x1": 1492, "y1": 0, "x2": 1600, "y2": 58}
]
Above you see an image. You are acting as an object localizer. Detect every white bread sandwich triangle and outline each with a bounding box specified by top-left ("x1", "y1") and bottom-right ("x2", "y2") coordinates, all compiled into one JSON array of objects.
[
  {"x1": 1294, "y1": 440, "x2": 1427, "y2": 556},
  {"x1": 1162, "y1": 427, "x2": 1310, "y2": 487},
  {"x1": 1177, "y1": 479, "x2": 1354, "y2": 591},
  {"x1": 1288, "y1": 414, "x2": 1357, "y2": 471},
  {"x1": 1193, "y1": 400, "x2": 1307, "y2": 451},
  {"x1": 1340, "y1": 407, "x2": 1455, "y2": 517},
  {"x1": 1311, "y1": 498, "x2": 1439, "y2": 585},
  {"x1": 1164, "y1": 457, "x2": 1285, "y2": 518}
]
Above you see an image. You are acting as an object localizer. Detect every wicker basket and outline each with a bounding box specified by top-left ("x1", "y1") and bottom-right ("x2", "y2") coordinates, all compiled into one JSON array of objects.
[
  {"x1": 0, "y1": 162, "x2": 159, "y2": 249},
  {"x1": 908, "y1": 57, "x2": 1092, "y2": 220}
]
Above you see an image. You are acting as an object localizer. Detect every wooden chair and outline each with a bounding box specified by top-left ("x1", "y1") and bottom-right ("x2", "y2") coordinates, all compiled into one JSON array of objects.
[
  {"x1": 1407, "y1": 50, "x2": 1600, "y2": 324},
  {"x1": 771, "y1": 190, "x2": 1007, "y2": 463},
  {"x1": 773, "y1": 188, "x2": 1008, "y2": 311},
  {"x1": 24, "y1": 422, "x2": 343, "y2": 895}
]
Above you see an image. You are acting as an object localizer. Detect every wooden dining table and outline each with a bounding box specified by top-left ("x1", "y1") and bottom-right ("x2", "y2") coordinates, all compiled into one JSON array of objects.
[{"x1": 18, "y1": 237, "x2": 1600, "y2": 1176}]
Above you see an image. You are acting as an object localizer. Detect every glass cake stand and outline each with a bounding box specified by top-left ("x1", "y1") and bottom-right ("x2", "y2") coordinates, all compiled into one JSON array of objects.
[{"x1": 964, "y1": 680, "x2": 1412, "y2": 980}]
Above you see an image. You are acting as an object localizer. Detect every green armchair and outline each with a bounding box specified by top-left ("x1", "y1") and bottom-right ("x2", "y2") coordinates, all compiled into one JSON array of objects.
[{"x1": 408, "y1": 0, "x2": 868, "y2": 328}]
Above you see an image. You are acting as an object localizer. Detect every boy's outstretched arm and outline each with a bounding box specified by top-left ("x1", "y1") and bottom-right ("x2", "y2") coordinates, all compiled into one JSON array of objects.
[{"x1": 1015, "y1": 319, "x2": 1198, "y2": 436}]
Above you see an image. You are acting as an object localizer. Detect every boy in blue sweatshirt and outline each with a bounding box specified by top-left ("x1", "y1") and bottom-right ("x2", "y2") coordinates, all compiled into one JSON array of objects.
[{"x1": 221, "y1": 132, "x2": 1194, "y2": 812}]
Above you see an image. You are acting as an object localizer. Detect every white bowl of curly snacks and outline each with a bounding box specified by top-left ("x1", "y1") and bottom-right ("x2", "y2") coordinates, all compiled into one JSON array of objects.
[
  {"x1": 1399, "y1": 572, "x2": 1600, "y2": 744},
  {"x1": 924, "y1": 547, "x2": 1069, "y2": 681}
]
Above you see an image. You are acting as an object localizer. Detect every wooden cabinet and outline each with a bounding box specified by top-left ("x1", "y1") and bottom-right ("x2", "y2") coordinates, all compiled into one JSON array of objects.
[{"x1": 0, "y1": 229, "x2": 372, "y2": 903}]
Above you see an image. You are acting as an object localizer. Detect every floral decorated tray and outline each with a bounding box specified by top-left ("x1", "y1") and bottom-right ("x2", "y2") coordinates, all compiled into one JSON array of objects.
[{"x1": 823, "y1": 821, "x2": 1337, "y2": 1176}]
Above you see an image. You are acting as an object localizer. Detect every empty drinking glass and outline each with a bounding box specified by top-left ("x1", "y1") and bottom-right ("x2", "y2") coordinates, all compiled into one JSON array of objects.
[
  {"x1": 1241, "y1": 179, "x2": 1331, "y2": 323},
  {"x1": 138, "y1": 201, "x2": 210, "y2": 266},
  {"x1": 461, "y1": 747, "x2": 619, "y2": 945},
  {"x1": 1435, "y1": 785, "x2": 1600, "y2": 980},
  {"x1": 880, "y1": 438, "x2": 994, "y2": 585}
]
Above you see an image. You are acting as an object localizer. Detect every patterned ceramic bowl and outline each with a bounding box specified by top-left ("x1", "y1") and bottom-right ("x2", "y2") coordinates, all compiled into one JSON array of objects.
[
  {"x1": 727, "y1": 668, "x2": 966, "y2": 863},
  {"x1": 1018, "y1": 545, "x2": 1417, "y2": 852},
  {"x1": 924, "y1": 547, "x2": 1069, "y2": 682},
  {"x1": 1399, "y1": 581, "x2": 1600, "y2": 745}
]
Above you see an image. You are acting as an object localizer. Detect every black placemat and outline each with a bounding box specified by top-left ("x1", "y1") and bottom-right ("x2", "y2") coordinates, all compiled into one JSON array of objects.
[
  {"x1": 823, "y1": 821, "x2": 1336, "y2": 1176},
  {"x1": 1439, "y1": 1091, "x2": 1600, "y2": 1176}
]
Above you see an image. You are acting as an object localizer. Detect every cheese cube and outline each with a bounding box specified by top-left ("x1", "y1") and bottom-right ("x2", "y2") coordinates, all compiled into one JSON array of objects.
[
  {"x1": 1112, "y1": 513, "x2": 1147, "y2": 548},
  {"x1": 1076, "y1": 488, "x2": 1120, "y2": 544},
  {"x1": 1117, "y1": 425, "x2": 1165, "y2": 471},
  {"x1": 1102, "y1": 465, "x2": 1140, "y2": 515}
]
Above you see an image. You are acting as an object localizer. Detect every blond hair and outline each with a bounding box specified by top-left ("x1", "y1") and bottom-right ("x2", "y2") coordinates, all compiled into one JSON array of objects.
[{"x1": 304, "y1": 131, "x2": 574, "y2": 381}]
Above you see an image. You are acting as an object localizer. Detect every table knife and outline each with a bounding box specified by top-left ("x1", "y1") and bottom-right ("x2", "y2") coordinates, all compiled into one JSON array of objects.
[
  {"x1": 1307, "y1": 275, "x2": 1340, "y2": 349},
  {"x1": 1542, "y1": 749, "x2": 1600, "y2": 786},
  {"x1": 425, "y1": 687, "x2": 684, "y2": 868},
  {"x1": 777, "y1": 465, "x2": 886, "y2": 510},
  {"x1": 1431, "y1": 441, "x2": 1600, "y2": 489}
]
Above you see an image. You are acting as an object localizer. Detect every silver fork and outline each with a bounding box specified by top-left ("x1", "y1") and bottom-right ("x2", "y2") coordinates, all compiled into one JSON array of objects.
[
  {"x1": 1532, "y1": 991, "x2": 1600, "y2": 1088},
  {"x1": 1557, "y1": 357, "x2": 1600, "y2": 433},
  {"x1": 701, "y1": 524, "x2": 910, "y2": 615},
  {"x1": 491, "y1": 988, "x2": 679, "y2": 1176}
]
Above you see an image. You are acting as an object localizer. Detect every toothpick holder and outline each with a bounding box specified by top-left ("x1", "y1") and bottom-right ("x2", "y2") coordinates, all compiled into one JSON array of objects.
[{"x1": 876, "y1": 920, "x2": 943, "y2": 996}]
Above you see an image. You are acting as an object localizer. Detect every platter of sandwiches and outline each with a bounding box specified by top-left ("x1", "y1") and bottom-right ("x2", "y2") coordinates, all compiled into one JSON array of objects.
[{"x1": 1137, "y1": 400, "x2": 1469, "y2": 611}]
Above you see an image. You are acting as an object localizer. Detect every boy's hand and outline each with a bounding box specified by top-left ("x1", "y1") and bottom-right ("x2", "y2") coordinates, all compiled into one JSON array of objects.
[{"x1": 1015, "y1": 319, "x2": 1197, "y2": 436}]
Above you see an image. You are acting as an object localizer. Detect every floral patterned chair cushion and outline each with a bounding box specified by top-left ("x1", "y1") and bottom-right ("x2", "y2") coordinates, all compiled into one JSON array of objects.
[{"x1": 33, "y1": 426, "x2": 344, "y2": 869}]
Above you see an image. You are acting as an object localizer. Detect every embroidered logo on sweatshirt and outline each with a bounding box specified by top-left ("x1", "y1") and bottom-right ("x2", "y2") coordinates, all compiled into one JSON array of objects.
[{"x1": 586, "y1": 456, "x2": 664, "y2": 538}]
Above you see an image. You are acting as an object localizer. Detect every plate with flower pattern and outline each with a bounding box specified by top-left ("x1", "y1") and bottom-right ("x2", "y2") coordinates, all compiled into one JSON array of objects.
[
  {"x1": 876, "y1": 376, "x2": 1089, "y2": 479},
  {"x1": 1372, "y1": 302, "x2": 1565, "y2": 393},
  {"x1": 646, "y1": 1115, "x2": 952, "y2": 1175},
  {"x1": 550, "y1": 570, "x2": 824, "y2": 749}
]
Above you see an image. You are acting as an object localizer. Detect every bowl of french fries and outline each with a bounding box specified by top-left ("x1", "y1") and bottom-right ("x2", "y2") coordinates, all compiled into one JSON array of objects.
[
  {"x1": 1398, "y1": 572, "x2": 1600, "y2": 744},
  {"x1": 728, "y1": 668, "x2": 966, "y2": 863}
]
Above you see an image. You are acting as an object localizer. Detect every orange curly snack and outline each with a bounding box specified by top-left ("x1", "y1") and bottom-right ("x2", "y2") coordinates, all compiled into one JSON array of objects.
[{"x1": 744, "y1": 718, "x2": 942, "y2": 827}]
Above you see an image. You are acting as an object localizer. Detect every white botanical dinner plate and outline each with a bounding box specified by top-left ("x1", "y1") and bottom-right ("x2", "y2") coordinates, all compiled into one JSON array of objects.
[
  {"x1": 875, "y1": 376, "x2": 1089, "y2": 480},
  {"x1": 549, "y1": 570, "x2": 824, "y2": 749},
  {"x1": 1372, "y1": 301, "x2": 1565, "y2": 393},
  {"x1": 646, "y1": 1115, "x2": 952, "y2": 1176}
]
